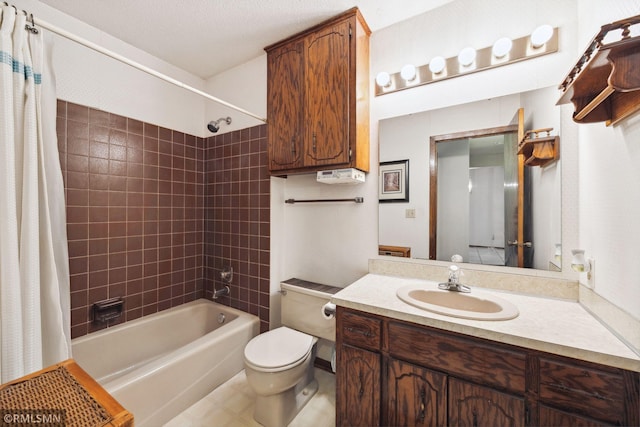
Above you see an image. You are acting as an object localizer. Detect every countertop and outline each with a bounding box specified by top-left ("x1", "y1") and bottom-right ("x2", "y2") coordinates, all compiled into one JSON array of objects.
[{"x1": 331, "y1": 273, "x2": 640, "y2": 372}]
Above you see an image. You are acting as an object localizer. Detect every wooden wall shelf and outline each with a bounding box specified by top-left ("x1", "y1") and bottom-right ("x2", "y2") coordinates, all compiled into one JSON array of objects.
[
  {"x1": 517, "y1": 128, "x2": 559, "y2": 167},
  {"x1": 557, "y1": 15, "x2": 640, "y2": 126},
  {"x1": 378, "y1": 245, "x2": 411, "y2": 258}
]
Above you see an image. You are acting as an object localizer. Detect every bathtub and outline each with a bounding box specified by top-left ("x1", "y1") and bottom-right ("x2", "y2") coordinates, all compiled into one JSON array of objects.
[{"x1": 71, "y1": 299, "x2": 260, "y2": 426}]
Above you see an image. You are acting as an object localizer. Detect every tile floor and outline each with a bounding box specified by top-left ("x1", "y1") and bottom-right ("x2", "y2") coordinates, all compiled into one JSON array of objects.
[
  {"x1": 467, "y1": 246, "x2": 505, "y2": 265},
  {"x1": 164, "y1": 368, "x2": 336, "y2": 427}
]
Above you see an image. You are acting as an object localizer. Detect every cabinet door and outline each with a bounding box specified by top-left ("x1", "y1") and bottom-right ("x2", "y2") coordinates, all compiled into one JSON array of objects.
[
  {"x1": 448, "y1": 378, "x2": 524, "y2": 427},
  {"x1": 267, "y1": 40, "x2": 304, "y2": 171},
  {"x1": 539, "y1": 404, "x2": 616, "y2": 427},
  {"x1": 337, "y1": 344, "x2": 380, "y2": 427},
  {"x1": 305, "y1": 19, "x2": 351, "y2": 167},
  {"x1": 387, "y1": 358, "x2": 447, "y2": 427}
]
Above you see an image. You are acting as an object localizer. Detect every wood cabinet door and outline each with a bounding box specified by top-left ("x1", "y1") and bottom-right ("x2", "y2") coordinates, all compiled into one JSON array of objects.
[
  {"x1": 538, "y1": 404, "x2": 616, "y2": 427},
  {"x1": 336, "y1": 344, "x2": 381, "y2": 427},
  {"x1": 387, "y1": 358, "x2": 447, "y2": 427},
  {"x1": 448, "y1": 378, "x2": 524, "y2": 427},
  {"x1": 305, "y1": 19, "x2": 351, "y2": 167},
  {"x1": 267, "y1": 40, "x2": 304, "y2": 171}
]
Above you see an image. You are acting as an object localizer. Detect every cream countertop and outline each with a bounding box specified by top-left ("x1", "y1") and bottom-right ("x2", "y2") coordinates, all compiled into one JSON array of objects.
[{"x1": 331, "y1": 273, "x2": 640, "y2": 373}]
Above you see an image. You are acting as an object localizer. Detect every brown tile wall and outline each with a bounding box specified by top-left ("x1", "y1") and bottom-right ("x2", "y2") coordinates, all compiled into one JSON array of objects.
[
  {"x1": 58, "y1": 101, "x2": 271, "y2": 339},
  {"x1": 57, "y1": 100, "x2": 206, "y2": 338},
  {"x1": 204, "y1": 126, "x2": 271, "y2": 333}
]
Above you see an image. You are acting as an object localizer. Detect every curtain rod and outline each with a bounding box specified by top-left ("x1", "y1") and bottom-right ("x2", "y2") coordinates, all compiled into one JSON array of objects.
[{"x1": 30, "y1": 15, "x2": 267, "y2": 123}]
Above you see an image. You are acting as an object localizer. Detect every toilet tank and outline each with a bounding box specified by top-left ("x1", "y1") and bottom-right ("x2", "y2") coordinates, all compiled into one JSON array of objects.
[{"x1": 280, "y1": 279, "x2": 341, "y2": 342}]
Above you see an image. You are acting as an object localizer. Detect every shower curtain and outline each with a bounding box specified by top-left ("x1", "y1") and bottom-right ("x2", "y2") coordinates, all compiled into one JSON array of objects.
[{"x1": 0, "y1": 5, "x2": 71, "y2": 383}]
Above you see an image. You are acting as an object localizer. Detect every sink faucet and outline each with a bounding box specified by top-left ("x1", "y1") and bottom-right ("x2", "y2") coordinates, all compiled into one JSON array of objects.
[{"x1": 438, "y1": 265, "x2": 471, "y2": 293}]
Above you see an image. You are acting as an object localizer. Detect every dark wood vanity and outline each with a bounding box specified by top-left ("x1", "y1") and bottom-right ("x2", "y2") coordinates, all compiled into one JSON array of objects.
[{"x1": 336, "y1": 306, "x2": 640, "y2": 427}]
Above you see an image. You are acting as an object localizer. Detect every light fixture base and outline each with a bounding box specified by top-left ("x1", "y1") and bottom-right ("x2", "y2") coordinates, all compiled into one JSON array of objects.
[{"x1": 374, "y1": 27, "x2": 558, "y2": 96}]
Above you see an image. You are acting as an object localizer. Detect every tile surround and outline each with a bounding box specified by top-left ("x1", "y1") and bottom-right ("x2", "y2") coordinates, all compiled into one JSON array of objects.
[
  {"x1": 204, "y1": 126, "x2": 271, "y2": 333},
  {"x1": 58, "y1": 100, "x2": 270, "y2": 338}
]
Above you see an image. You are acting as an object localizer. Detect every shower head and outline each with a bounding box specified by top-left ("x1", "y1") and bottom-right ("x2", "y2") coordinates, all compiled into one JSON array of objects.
[{"x1": 207, "y1": 116, "x2": 232, "y2": 133}]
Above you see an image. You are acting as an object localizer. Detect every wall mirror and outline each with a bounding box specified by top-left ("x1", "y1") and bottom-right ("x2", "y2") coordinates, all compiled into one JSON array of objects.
[{"x1": 378, "y1": 86, "x2": 562, "y2": 271}]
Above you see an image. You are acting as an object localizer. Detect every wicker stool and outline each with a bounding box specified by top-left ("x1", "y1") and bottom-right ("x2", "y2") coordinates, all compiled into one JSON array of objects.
[{"x1": 0, "y1": 359, "x2": 133, "y2": 427}]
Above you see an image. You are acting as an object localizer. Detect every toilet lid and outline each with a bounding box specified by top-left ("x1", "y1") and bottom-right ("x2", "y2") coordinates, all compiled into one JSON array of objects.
[{"x1": 244, "y1": 327, "x2": 313, "y2": 369}]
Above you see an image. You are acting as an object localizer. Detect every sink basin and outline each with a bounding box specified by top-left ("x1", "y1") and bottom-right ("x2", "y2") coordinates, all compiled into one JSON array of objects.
[{"x1": 396, "y1": 284, "x2": 519, "y2": 320}]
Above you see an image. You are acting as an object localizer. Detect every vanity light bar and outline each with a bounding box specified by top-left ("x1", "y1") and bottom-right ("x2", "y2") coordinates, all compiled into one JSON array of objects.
[{"x1": 374, "y1": 27, "x2": 559, "y2": 96}]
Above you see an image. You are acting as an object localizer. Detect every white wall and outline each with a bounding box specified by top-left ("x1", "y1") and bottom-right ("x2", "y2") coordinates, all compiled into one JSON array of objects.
[
  {"x1": 469, "y1": 166, "x2": 504, "y2": 248},
  {"x1": 575, "y1": 1, "x2": 640, "y2": 321},
  {"x1": 13, "y1": 0, "x2": 208, "y2": 137},
  {"x1": 437, "y1": 140, "x2": 469, "y2": 261},
  {"x1": 268, "y1": 0, "x2": 582, "y2": 288},
  {"x1": 521, "y1": 87, "x2": 563, "y2": 270},
  {"x1": 204, "y1": 55, "x2": 267, "y2": 135},
  {"x1": 25, "y1": 0, "x2": 639, "y2": 321}
]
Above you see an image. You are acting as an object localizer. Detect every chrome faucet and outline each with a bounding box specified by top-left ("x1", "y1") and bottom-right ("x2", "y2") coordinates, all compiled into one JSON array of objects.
[
  {"x1": 213, "y1": 265, "x2": 232, "y2": 299},
  {"x1": 438, "y1": 265, "x2": 471, "y2": 293}
]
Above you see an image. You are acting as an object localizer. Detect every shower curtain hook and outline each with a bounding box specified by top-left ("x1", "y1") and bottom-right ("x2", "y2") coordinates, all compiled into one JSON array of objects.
[
  {"x1": 24, "y1": 12, "x2": 39, "y2": 34},
  {"x1": 28, "y1": 13, "x2": 39, "y2": 33}
]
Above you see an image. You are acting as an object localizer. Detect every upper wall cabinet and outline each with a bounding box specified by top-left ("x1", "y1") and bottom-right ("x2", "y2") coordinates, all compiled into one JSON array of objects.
[
  {"x1": 265, "y1": 8, "x2": 370, "y2": 176},
  {"x1": 557, "y1": 15, "x2": 640, "y2": 126}
]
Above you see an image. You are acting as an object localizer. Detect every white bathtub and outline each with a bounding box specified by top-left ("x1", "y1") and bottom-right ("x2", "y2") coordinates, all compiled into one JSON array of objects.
[{"x1": 72, "y1": 299, "x2": 260, "y2": 426}]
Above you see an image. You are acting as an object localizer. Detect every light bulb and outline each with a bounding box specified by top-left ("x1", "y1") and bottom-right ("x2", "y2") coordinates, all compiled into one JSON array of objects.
[
  {"x1": 375, "y1": 71, "x2": 391, "y2": 87},
  {"x1": 400, "y1": 64, "x2": 417, "y2": 81},
  {"x1": 429, "y1": 56, "x2": 446, "y2": 74},
  {"x1": 531, "y1": 24, "x2": 553, "y2": 48},
  {"x1": 458, "y1": 47, "x2": 476, "y2": 67},
  {"x1": 492, "y1": 37, "x2": 513, "y2": 58}
]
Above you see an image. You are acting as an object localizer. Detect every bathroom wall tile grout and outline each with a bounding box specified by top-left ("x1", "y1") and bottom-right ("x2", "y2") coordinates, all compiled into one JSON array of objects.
[{"x1": 58, "y1": 100, "x2": 270, "y2": 338}]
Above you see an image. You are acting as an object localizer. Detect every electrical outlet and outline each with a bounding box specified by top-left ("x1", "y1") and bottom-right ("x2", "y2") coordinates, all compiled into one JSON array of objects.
[
  {"x1": 405, "y1": 208, "x2": 416, "y2": 218},
  {"x1": 587, "y1": 258, "x2": 595, "y2": 288}
]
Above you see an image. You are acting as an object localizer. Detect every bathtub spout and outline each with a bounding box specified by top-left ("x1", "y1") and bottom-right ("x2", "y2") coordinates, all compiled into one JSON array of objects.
[{"x1": 213, "y1": 285, "x2": 230, "y2": 299}]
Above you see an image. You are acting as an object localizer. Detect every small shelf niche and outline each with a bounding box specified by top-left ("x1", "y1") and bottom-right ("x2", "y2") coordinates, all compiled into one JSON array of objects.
[{"x1": 557, "y1": 14, "x2": 640, "y2": 126}]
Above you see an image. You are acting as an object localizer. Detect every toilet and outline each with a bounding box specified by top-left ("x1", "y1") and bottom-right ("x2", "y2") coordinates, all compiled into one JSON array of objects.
[{"x1": 243, "y1": 281, "x2": 336, "y2": 427}]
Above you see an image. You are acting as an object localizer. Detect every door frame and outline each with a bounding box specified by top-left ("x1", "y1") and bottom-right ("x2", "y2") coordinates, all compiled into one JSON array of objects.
[{"x1": 429, "y1": 125, "x2": 519, "y2": 262}]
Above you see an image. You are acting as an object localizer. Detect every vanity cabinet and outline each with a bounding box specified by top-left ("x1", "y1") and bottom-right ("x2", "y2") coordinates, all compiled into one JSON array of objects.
[
  {"x1": 448, "y1": 378, "x2": 525, "y2": 427},
  {"x1": 336, "y1": 309, "x2": 381, "y2": 426},
  {"x1": 387, "y1": 358, "x2": 447, "y2": 426},
  {"x1": 264, "y1": 8, "x2": 370, "y2": 175},
  {"x1": 335, "y1": 306, "x2": 640, "y2": 427}
]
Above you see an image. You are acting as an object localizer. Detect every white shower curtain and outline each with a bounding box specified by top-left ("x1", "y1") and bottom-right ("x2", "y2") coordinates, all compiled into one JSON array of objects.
[{"x1": 0, "y1": 5, "x2": 71, "y2": 383}]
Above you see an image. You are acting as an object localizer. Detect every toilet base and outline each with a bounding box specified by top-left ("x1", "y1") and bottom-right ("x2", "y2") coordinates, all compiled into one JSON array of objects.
[{"x1": 253, "y1": 378, "x2": 318, "y2": 427}]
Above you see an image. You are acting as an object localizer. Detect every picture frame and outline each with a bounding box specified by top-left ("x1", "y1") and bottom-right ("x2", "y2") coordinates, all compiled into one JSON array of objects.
[{"x1": 379, "y1": 160, "x2": 409, "y2": 203}]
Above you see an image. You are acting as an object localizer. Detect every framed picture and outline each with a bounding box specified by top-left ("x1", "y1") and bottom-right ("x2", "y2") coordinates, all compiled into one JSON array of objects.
[{"x1": 379, "y1": 160, "x2": 409, "y2": 203}]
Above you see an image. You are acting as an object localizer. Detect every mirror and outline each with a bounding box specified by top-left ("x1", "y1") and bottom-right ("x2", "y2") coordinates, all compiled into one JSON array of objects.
[{"x1": 379, "y1": 86, "x2": 561, "y2": 271}]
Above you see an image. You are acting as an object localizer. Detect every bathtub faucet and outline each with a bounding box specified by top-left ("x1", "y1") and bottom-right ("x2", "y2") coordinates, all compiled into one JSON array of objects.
[
  {"x1": 213, "y1": 285, "x2": 230, "y2": 299},
  {"x1": 214, "y1": 265, "x2": 232, "y2": 299}
]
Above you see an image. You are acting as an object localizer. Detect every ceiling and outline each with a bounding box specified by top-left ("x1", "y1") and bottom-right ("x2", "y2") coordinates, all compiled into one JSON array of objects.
[{"x1": 38, "y1": 0, "x2": 452, "y2": 79}]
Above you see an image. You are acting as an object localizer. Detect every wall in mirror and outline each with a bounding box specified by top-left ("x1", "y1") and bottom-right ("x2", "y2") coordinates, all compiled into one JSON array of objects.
[{"x1": 379, "y1": 86, "x2": 561, "y2": 271}]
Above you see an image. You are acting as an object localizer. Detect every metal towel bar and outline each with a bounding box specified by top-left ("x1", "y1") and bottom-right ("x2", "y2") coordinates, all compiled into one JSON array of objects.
[{"x1": 285, "y1": 197, "x2": 364, "y2": 204}]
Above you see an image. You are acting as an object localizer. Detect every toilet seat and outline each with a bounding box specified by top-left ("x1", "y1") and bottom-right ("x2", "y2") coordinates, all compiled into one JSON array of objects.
[{"x1": 244, "y1": 327, "x2": 313, "y2": 372}]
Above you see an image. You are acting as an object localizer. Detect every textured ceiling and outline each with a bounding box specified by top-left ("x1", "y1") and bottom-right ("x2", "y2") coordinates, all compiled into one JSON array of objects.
[{"x1": 38, "y1": 0, "x2": 452, "y2": 79}]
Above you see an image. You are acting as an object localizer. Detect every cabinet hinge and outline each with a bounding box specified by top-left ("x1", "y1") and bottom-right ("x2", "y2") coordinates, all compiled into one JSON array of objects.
[
  {"x1": 349, "y1": 148, "x2": 352, "y2": 160},
  {"x1": 349, "y1": 24, "x2": 352, "y2": 38}
]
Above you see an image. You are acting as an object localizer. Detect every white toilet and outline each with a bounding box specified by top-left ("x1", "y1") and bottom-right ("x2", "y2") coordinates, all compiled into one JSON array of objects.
[{"x1": 243, "y1": 281, "x2": 336, "y2": 427}]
